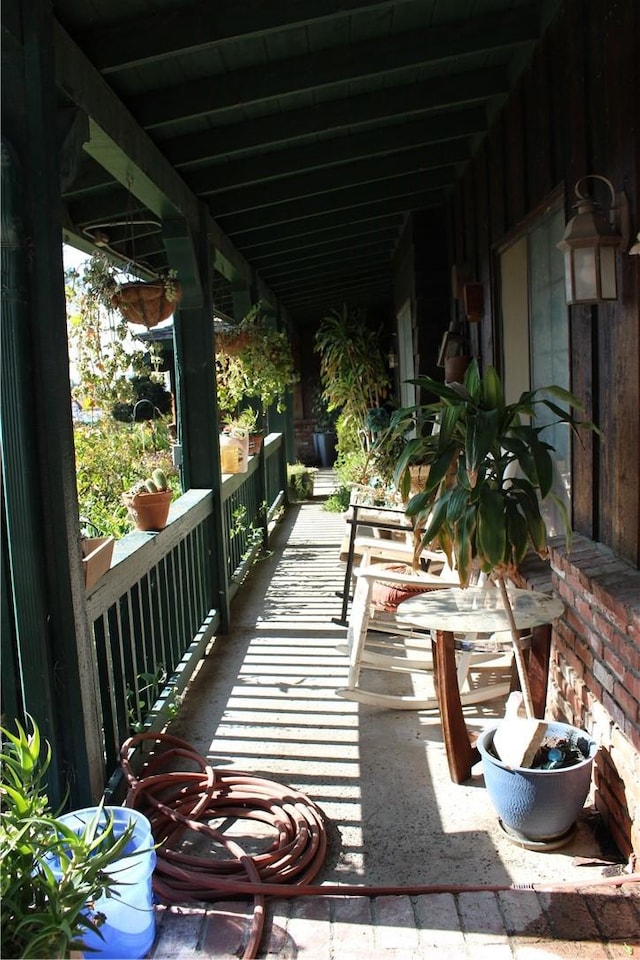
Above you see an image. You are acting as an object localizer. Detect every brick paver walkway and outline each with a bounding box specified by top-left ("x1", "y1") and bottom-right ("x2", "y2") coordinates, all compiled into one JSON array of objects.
[{"x1": 150, "y1": 885, "x2": 640, "y2": 958}]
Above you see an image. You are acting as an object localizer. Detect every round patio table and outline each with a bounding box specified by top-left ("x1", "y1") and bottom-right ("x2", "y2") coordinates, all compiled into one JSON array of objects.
[{"x1": 398, "y1": 586, "x2": 564, "y2": 784}]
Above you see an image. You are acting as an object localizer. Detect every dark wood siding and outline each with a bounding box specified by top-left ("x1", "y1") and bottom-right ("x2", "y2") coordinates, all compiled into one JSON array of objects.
[{"x1": 444, "y1": 0, "x2": 639, "y2": 566}]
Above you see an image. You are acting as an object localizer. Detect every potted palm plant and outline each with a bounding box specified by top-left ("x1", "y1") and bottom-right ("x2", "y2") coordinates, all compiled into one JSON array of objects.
[
  {"x1": 394, "y1": 359, "x2": 599, "y2": 714},
  {"x1": 393, "y1": 360, "x2": 600, "y2": 843}
]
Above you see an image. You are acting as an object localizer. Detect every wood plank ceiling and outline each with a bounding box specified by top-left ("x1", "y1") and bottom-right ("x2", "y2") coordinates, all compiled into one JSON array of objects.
[{"x1": 53, "y1": 0, "x2": 556, "y2": 324}]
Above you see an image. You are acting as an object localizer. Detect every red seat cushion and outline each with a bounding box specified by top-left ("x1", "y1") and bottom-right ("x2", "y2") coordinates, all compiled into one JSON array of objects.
[{"x1": 370, "y1": 564, "x2": 438, "y2": 612}]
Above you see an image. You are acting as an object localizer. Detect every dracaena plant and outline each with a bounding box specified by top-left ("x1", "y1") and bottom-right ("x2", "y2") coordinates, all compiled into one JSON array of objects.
[{"x1": 392, "y1": 360, "x2": 599, "y2": 716}]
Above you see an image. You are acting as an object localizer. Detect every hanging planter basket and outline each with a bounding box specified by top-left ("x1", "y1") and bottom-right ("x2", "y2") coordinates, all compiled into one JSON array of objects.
[
  {"x1": 111, "y1": 280, "x2": 181, "y2": 328},
  {"x1": 215, "y1": 329, "x2": 253, "y2": 357}
]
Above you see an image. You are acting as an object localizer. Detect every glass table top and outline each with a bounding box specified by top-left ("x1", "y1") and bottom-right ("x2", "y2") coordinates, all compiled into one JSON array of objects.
[{"x1": 397, "y1": 586, "x2": 564, "y2": 633}]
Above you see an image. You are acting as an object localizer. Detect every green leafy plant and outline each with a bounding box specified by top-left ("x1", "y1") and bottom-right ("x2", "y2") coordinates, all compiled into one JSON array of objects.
[
  {"x1": 322, "y1": 484, "x2": 352, "y2": 513},
  {"x1": 215, "y1": 302, "x2": 299, "y2": 423},
  {"x1": 74, "y1": 419, "x2": 176, "y2": 538},
  {"x1": 0, "y1": 716, "x2": 136, "y2": 960},
  {"x1": 396, "y1": 360, "x2": 599, "y2": 715},
  {"x1": 287, "y1": 463, "x2": 318, "y2": 502},
  {"x1": 222, "y1": 405, "x2": 261, "y2": 436},
  {"x1": 314, "y1": 304, "x2": 390, "y2": 452},
  {"x1": 66, "y1": 255, "x2": 160, "y2": 414},
  {"x1": 127, "y1": 665, "x2": 182, "y2": 733}
]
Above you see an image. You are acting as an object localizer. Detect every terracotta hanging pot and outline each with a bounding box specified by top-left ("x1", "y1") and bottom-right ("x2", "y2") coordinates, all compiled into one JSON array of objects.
[
  {"x1": 111, "y1": 281, "x2": 181, "y2": 328},
  {"x1": 215, "y1": 329, "x2": 253, "y2": 356}
]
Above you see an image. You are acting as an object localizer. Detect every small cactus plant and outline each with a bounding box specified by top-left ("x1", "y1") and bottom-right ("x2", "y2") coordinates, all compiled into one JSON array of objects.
[{"x1": 123, "y1": 469, "x2": 173, "y2": 531}]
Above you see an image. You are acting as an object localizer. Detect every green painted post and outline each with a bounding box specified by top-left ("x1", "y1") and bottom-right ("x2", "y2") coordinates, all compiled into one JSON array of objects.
[
  {"x1": 3, "y1": 0, "x2": 104, "y2": 807},
  {"x1": 172, "y1": 208, "x2": 231, "y2": 631}
]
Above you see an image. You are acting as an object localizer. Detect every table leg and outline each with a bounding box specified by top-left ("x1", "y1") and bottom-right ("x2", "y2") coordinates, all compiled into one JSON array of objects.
[
  {"x1": 528, "y1": 623, "x2": 552, "y2": 718},
  {"x1": 432, "y1": 629, "x2": 479, "y2": 784},
  {"x1": 508, "y1": 625, "x2": 552, "y2": 719}
]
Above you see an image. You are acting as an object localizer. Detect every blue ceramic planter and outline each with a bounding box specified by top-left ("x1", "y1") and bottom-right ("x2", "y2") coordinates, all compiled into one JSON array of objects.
[{"x1": 477, "y1": 721, "x2": 597, "y2": 843}]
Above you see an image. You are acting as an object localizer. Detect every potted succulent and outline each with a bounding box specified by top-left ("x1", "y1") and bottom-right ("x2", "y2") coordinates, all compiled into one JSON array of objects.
[
  {"x1": 0, "y1": 715, "x2": 156, "y2": 960},
  {"x1": 395, "y1": 359, "x2": 599, "y2": 715},
  {"x1": 122, "y1": 468, "x2": 173, "y2": 531},
  {"x1": 222, "y1": 406, "x2": 264, "y2": 456}
]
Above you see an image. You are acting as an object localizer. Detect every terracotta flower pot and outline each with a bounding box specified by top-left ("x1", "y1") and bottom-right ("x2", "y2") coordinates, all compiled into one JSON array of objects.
[
  {"x1": 123, "y1": 489, "x2": 172, "y2": 531},
  {"x1": 111, "y1": 281, "x2": 181, "y2": 328},
  {"x1": 248, "y1": 433, "x2": 264, "y2": 456}
]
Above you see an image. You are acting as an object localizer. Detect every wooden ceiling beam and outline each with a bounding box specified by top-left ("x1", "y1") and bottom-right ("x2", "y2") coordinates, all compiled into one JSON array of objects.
[
  {"x1": 194, "y1": 109, "x2": 482, "y2": 195},
  {"x1": 82, "y1": 0, "x2": 416, "y2": 74},
  {"x1": 218, "y1": 171, "x2": 450, "y2": 234},
  {"x1": 205, "y1": 146, "x2": 466, "y2": 218},
  {"x1": 239, "y1": 215, "x2": 403, "y2": 255},
  {"x1": 53, "y1": 18, "x2": 277, "y2": 303},
  {"x1": 131, "y1": 7, "x2": 538, "y2": 129},
  {"x1": 252, "y1": 231, "x2": 395, "y2": 275},
  {"x1": 260, "y1": 248, "x2": 391, "y2": 283},
  {"x1": 163, "y1": 68, "x2": 507, "y2": 169}
]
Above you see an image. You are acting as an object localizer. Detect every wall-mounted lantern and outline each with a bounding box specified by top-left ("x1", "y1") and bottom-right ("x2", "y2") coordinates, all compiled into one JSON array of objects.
[{"x1": 557, "y1": 175, "x2": 630, "y2": 304}]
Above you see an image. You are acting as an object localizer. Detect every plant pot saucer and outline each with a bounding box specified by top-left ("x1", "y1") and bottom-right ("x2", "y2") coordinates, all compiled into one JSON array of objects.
[{"x1": 497, "y1": 817, "x2": 577, "y2": 851}]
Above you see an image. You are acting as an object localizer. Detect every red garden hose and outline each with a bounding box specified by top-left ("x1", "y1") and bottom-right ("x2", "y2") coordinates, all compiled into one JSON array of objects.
[{"x1": 120, "y1": 733, "x2": 639, "y2": 960}]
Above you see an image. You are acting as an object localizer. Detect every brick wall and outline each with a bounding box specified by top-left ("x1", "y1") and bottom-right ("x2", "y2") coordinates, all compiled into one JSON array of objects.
[{"x1": 521, "y1": 537, "x2": 640, "y2": 861}]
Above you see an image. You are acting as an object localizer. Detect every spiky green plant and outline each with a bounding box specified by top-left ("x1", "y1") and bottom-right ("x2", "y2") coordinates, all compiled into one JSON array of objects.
[
  {"x1": 0, "y1": 716, "x2": 135, "y2": 959},
  {"x1": 392, "y1": 360, "x2": 599, "y2": 716}
]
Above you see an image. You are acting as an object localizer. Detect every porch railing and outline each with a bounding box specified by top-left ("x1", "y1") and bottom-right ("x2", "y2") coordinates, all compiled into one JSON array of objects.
[{"x1": 85, "y1": 433, "x2": 286, "y2": 792}]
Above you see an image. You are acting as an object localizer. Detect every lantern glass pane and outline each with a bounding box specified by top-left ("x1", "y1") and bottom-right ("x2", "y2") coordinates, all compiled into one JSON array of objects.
[
  {"x1": 563, "y1": 251, "x2": 574, "y2": 301},
  {"x1": 600, "y1": 246, "x2": 617, "y2": 299},
  {"x1": 574, "y1": 247, "x2": 597, "y2": 301}
]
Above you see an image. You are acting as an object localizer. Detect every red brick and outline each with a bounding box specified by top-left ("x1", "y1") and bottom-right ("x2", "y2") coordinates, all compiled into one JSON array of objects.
[
  {"x1": 374, "y1": 896, "x2": 420, "y2": 952},
  {"x1": 574, "y1": 593, "x2": 595, "y2": 627},
  {"x1": 613, "y1": 680, "x2": 639, "y2": 725},
  {"x1": 602, "y1": 690, "x2": 628, "y2": 732},
  {"x1": 604, "y1": 646, "x2": 626, "y2": 683},
  {"x1": 538, "y1": 891, "x2": 602, "y2": 940},
  {"x1": 592, "y1": 609, "x2": 619, "y2": 644},
  {"x1": 287, "y1": 896, "x2": 331, "y2": 957}
]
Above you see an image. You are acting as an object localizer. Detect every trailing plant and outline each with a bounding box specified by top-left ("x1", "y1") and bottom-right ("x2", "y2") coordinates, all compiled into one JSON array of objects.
[
  {"x1": 215, "y1": 302, "x2": 299, "y2": 423},
  {"x1": 396, "y1": 359, "x2": 599, "y2": 715},
  {"x1": 0, "y1": 715, "x2": 135, "y2": 960},
  {"x1": 66, "y1": 255, "x2": 163, "y2": 414},
  {"x1": 315, "y1": 304, "x2": 390, "y2": 451}
]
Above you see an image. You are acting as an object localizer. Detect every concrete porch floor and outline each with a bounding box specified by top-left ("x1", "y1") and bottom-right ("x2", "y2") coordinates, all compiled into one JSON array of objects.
[{"x1": 148, "y1": 472, "x2": 639, "y2": 958}]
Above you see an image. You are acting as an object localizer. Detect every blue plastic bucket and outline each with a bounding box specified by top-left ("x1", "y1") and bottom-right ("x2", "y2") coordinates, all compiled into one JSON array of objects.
[{"x1": 54, "y1": 806, "x2": 156, "y2": 959}]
